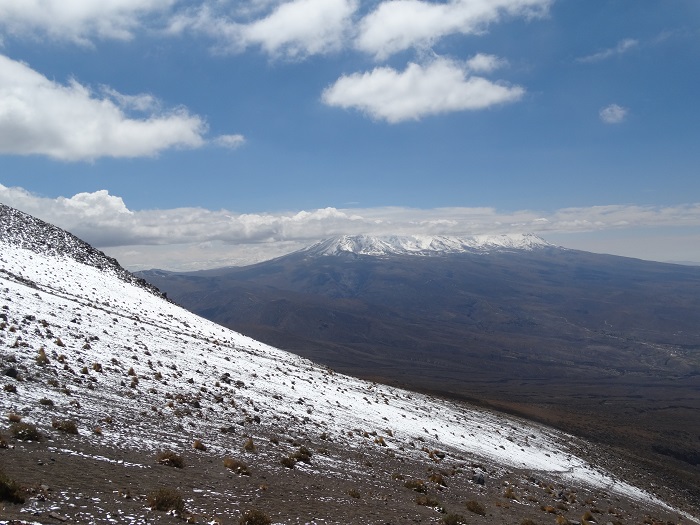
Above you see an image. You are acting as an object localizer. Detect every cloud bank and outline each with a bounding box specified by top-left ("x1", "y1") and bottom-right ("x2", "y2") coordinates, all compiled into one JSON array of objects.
[
  {"x1": 0, "y1": 54, "x2": 208, "y2": 161},
  {"x1": 2, "y1": 184, "x2": 699, "y2": 270}
]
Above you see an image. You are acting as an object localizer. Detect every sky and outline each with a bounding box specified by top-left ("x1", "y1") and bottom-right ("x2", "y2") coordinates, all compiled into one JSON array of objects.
[{"x1": 0, "y1": 0, "x2": 698, "y2": 270}]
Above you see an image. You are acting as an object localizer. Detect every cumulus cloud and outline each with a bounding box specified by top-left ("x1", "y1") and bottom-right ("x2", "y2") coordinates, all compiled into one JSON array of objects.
[
  {"x1": 355, "y1": 0, "x2": 552, "y2": 60},
  {"x1": 322, "y1": 57, "x2": 524, "y2": 122},
  {"x1": 577, "y1": 38, "x2": 639, "y2": 63},
  {"x1": 169, "y1": 0, "x2": 357, "y2": 59},
  {"x1": 0, "y1": 54, "x2": 208, "y2": 161},
  {"x1": 599, "y1": 103, "x2": 628, "y2": 124},
  {"x1": 3, "y1": 183, "x2": 699, "y2": 269},
  {"x1": 0, "y1": 0, "x2": 176, "y2": 44}
]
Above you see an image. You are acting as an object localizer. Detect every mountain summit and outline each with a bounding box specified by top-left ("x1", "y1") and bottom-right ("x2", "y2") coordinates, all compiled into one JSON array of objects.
[{"x1": 303, "y1": 233, "x2": 552, "y2": 257}]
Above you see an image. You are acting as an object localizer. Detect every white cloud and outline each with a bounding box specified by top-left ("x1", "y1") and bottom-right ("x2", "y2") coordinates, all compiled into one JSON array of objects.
[
  {"x1": 0, "y1": 54, "x2": 208, "y2": 161},
  {"x1": 215, "y1": 134, "x2": 247, "y2": 149},
  {"x1": 355, "y1": 0, "x2": 552, "y2": 60},
  {"x1": 466, "y1": 53, "x2": 507, "y2": 73},
  {"x1": 577, "y1": 38, "x2": 639, "y2": 63},
  {"x1": 3, "y1": 184, "x2": 700, "y2": 270},
  {"x1": 0, "y1": 0, "x2": 176, "y2": 44},
  {"x1": 242, "y1": 0, "x2": 357, "y2": 58},
  {"x1": 169, "y1": 0, "x2": 357, "y2": 59},
  {"x1": 322, "y1": 57, "x2": 525, "y2": 122},
  {"x1": 599, "y1": 103, "x2": 628, "y2": 124}
]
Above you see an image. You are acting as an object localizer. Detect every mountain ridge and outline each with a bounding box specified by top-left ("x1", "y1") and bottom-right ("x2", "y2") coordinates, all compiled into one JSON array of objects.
[{"x1": 301, "y1": 233, "x2": 553, "y2": 258}]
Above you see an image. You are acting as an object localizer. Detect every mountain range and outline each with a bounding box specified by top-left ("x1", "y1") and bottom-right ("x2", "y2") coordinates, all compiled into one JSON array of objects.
[
  {"x1": 138, "y1": 233, "x2": 700, "y2": 511},
  {"x1": 1, "y1": 207, "x2": 698, "y2": 523}
]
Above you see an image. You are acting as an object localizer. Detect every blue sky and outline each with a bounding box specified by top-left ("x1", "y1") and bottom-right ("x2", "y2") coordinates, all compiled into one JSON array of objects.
[{"x1": 0, "y1": 0, "x2": 699, "y2": 270}]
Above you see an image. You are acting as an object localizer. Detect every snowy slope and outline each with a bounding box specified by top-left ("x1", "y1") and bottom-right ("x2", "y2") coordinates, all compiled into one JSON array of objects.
[
  {"x1": 303, "y1": 234, "x2": 553, "y2": 257},
  {"x1": 0, "y1": 206, "x2": 696, "y2": 523}
]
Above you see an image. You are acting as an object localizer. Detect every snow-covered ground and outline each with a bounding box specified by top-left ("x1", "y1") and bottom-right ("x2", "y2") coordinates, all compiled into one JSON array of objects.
[{"x1": 0, "y1": 214, "x2": 697, "y2": 523}]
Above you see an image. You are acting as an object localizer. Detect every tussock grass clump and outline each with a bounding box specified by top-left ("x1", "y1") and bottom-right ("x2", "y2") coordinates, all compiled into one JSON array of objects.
[
  {"x1": 466, "y1": 499, "x2": 486, "y2": 515},
  {"x1": 243, "y1": 437, "x2": 256, "y2": 453},
  {"x1": 429, "y1": 472, "x2": 447, "y2": 487},
  {"x1": 504, "y1": 486, "x2": 518, "y2": 500},
  {"x1": 404, "y1": 479, "x2": 426, "y2": 493},
  {"x1": 281, "y1": 455, "x2": 296, "y2": 469},
  {"x1": 223, "y1": 457, "x2": 251, "y2": 476},
  {"x1": 52, "y1": 419, "x2": 78, "y2": 434},
  {"x1": 348, "y1": 488, "x2": 361, "y2": 499},
  {"x1": 0, "y1": 469, "x2": 25, "y2": 503},
  {"x1": 239, "y1": 508, "x2": 271, "y2": 525},
  {"x1": 8, "y1": 413, "x2": 22, "y2": 423},
  {"x1": 416, "y1": 494, "x2": 441, "y2": 508},
  {"x1": 156, "y1": 450, "x2": 185, "y2": 468},
  {"x1": 193, "y1": 439, "x2": 206, "y2": 451},
  {"x1": 293, "y1": 445, "x2": 312, "y2": 463},
  {"x1": 10, "y1": 422, "x2": 41, "y2": 441},
  {"x1": 442, "y1": 514, "x2": 467, "y2": 525},
  {"x1": 148, "y1": 487, "x2": 184, "y2": 513},
  {"x1": 39, "y1": 398, "x2": 54, "y2": 406},
  {"x1": 36, "y1": 348, "x2": 50, "y2": 366},
  {"x1": 4, "y1": 384, "x2": 17, "y2": 393}
]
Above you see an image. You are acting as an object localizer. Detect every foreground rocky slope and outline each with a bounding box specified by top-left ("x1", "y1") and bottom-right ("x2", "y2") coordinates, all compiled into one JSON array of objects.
[{"x1": 1, "y1": 205, "x2": 697, "y2": 524}]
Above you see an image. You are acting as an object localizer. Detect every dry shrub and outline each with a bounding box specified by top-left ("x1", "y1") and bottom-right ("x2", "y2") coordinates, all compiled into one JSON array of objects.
[
  {"x1": 556, "y1": 516, "x2": 571, "y2": 525},
  {"x1": 36, "y1": 348, "x2": 50, "y2": 366},
  {"x1": 52, "y1": 419, "x2": 78, "y2": 434},
  {"x1": 348, "y1": 488, "x2": 361, "y2": 499},
  {"x1": 0, "y1": 469, "x2": 25, "y2": 504},
  {"x1": 404, "y1": 479, "x2": 426, "y2": 493},
  {"x1": 193, "y1": 439, "x2": 206, "y2": 451},
  {"x1": 442, "y1": 514, "x2": 467, "y2": 525},
  {"x1": 148, "y1": 487, "x2": 184, "y2": 513},
  {"x1": 223, "y1": 457, "x2": 251, "y2": 476},
  {"x1": 92, "y1": 363, "x2": 102, "y2": 373},
  {"x1": 239, "y1": 508, "x2": 271, "y2": 525},
  {"x1": 466, "y1": 499, "x2": 486, "y2": 516},
  {"x1": 10, "y1": 422, "x2": 41, "y2": 441},
  {"x1": 429, "y1": 472, "x2": 447, "y2": 487},
  {"x1": 8, "y1": 413, "x2": 21, "y2": 423},
  {"x1": 416, "y1": 494, "x2": 441, "y2": 507},
  {"x1": 281, "y1": 455, "x2": 296, "y2": 469},
  {"x1": 156, "y1": 450, "x2": 184, "y2": 468},
  {"x1": 4, "y1": 384, "x2": 17, "y2": 393},
  {"x1": 293, "y1": 445, "x2": 312, "y2": 463},
  {"x1": 504, "y1": 486, "x2": 518, "y2": 500},
  {"x1": 39, "y1": 398, "x2": 54, "y2": 406},
  {"x1": 243, "y1": 437, "x2": 256, "y2": 453}
]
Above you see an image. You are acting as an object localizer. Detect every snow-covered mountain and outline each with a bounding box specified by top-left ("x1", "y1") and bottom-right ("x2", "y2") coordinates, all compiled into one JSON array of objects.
[
  {"x1": 303, "y1": 233, "x2": 553, "y2": 257},
  {"x1": 1, "y1": 204, "x2": 696, "y2": 524}
]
